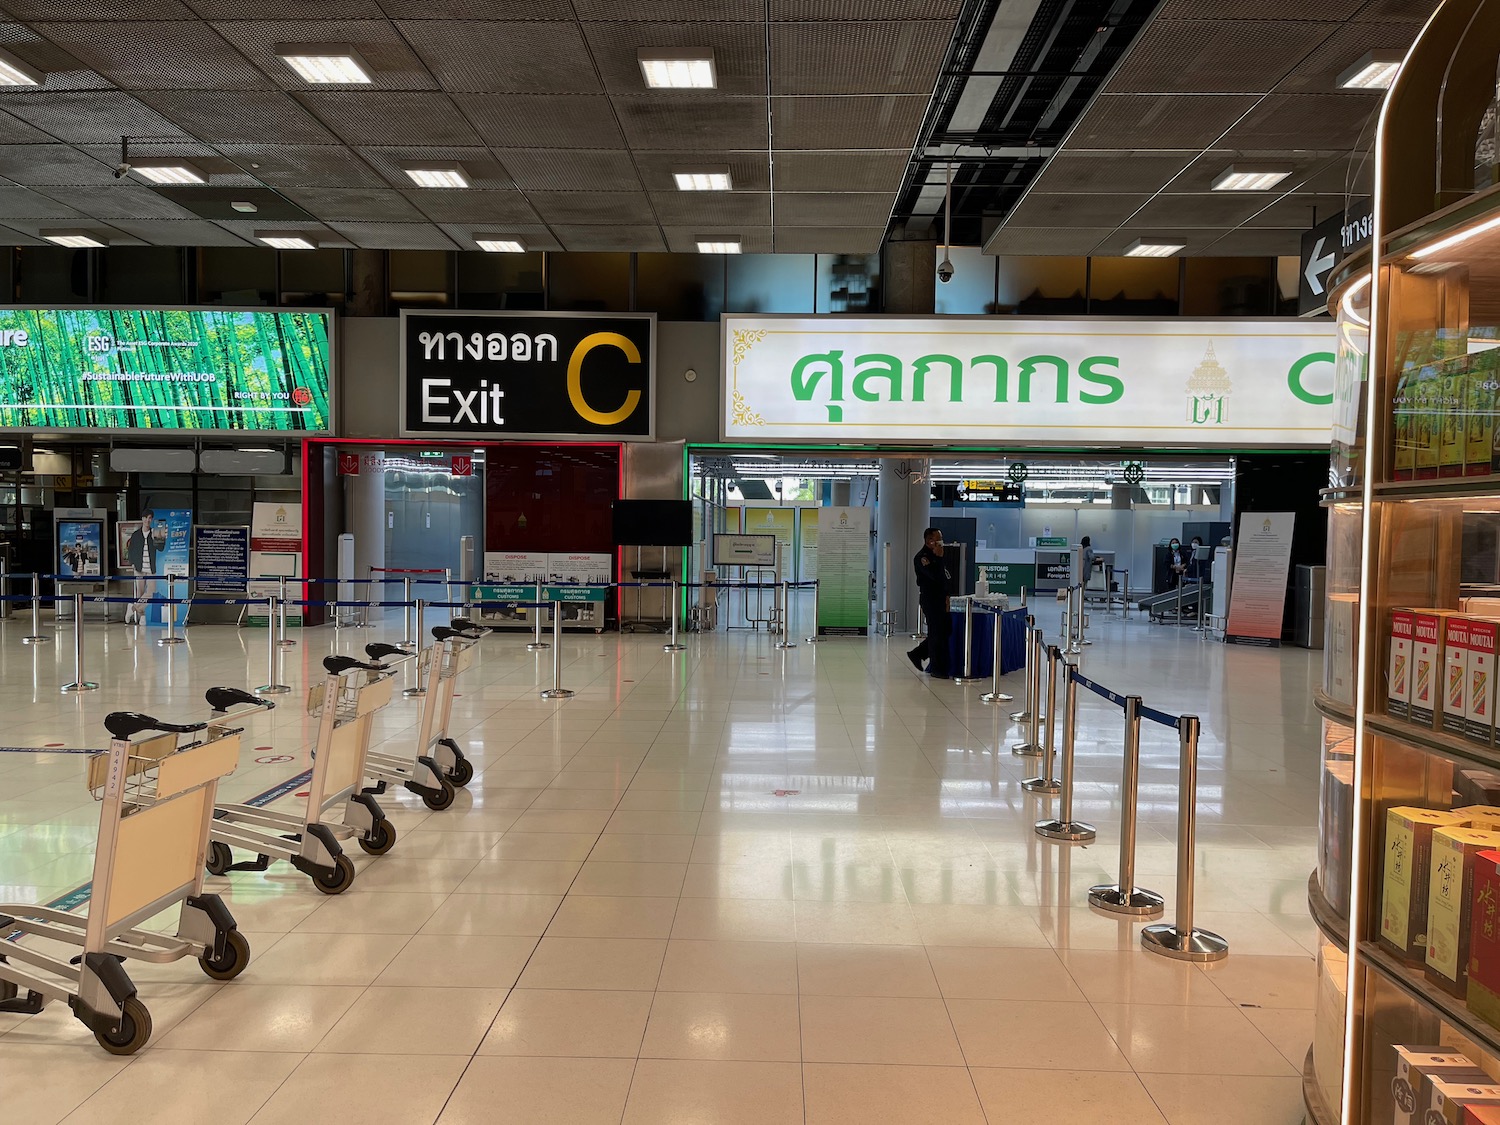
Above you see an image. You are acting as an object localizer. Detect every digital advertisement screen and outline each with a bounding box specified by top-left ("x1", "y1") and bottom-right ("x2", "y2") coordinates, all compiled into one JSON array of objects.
[{"x1": 0, "y1": 307, "x2": 332, "y2": 433}]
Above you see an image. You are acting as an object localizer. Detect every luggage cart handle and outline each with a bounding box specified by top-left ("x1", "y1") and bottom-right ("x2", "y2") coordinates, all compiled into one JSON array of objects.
[
  {"x1": 447, "y1": 617, "x2": 488, "y2": 637},
  {"x1": 364, "y1": 642, "x2": 409, "y2": 663},
  {"x1": 103, "y1": 712, "x2": 209, "y2": 740},
  {"x1": 323, "y1": 654, "x2": 385, "y2": 675},
  {"x1": 204, "y1": 686, "x2": 276, "y2": 715}
]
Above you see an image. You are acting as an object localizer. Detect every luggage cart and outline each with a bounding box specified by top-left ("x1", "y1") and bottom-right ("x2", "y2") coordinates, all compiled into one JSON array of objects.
[
  {"x1": 203, "y1": 664, "x2": 398, "y2": 894},
  {"x1": 359, "y1": 623, "x2": 480, "y2": 811},
  {"x1": 0, "y1": 709, "x2": 252, "y2": 1055}
]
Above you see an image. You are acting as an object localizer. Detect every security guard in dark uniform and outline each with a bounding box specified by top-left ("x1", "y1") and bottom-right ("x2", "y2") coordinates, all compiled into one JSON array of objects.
[{"x1": 908, "y1": 527, "x2": 952, "y2": 677}]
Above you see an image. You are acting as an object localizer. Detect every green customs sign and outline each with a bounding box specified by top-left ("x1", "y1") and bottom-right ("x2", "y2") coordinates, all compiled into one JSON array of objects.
[{"x1": 0, "y1": 307, "x2": 332, "y2": 433}]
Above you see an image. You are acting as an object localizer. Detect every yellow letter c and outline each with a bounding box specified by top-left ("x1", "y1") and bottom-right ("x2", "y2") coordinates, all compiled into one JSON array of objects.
[{"x1": 568, "y1": 332, "x2": 643, "y2": 426}]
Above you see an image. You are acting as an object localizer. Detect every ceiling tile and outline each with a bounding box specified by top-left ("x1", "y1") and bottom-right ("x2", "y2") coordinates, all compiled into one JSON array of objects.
[
  {"x1": 498, "y1": 150, "x2": 643, "y2": 192},
  {"x1": 281, "y1": 187, "x2": 428, "y2": 223},
  {"x1": 634, "y1": 151, "x2": 771, "y2": 192},
  {"x1": 649, "y1": 190, "x2": 771, "y2": 225},
  {"x1": 1006, "y1": 192, "x2": 1154, "y2": 227},
  {"x1": 1274, "y1": 20, "x2": 1427, "y2": 93},
  {"x1": 0, "y1": 104, "x2": 67, "y2": 142},
  {"x1": 454, "y1": 94, "x2": 626, "y2": 149},
  {"x1": 439, "y1": 222, "x2": 562, "y2": 252},
  {"x1": 296, "y1": 92, "x2": 481, "y2": 146},
  {"x1": 214, "y1": 144, "x2": 387, "y2": 189},
  {"x1": 775, "y1": 192, "x2": 893, "y2": 226},
  {"x1": 0, "y1": 22, "x2": 111, "y2": 89},
  {"x1": 774, "y1": 226, "x2": 884, "y2": 253},
  {"x1": 774, "y1": 0, "x2": 962, "y2": 16},
  {"x1": 324, "y1": 221, "x2": 458, "y2": 249},
  {"x1": 985, "y1": 226, "x2": 1112, "y2": 255},
  {"x1": 1221, "y1": 92, "x2": 1384, "y2": 149},
  {"x1": 1106, "y1": 20, "x2": 1339, "y2": 95},
  {"x1": 31, "y1": 20, "x2": 273, "y2": 90},
  {"x1": 1156, "y1": 0, "x2": 1363, "y2": 16},
  {"x1": 553, "y1": 223, "x2": 666, "y2": 251},
  {"x1": 5, "y1": 0, "x2": 196, "y2": 16},
  {"x1": 770, "y1": 21, "x2": 951, "y2": 95},
  {"x1": 0, "y1": 143, "x2": 115, "y2": 186},
  {"x1": 209, "y1": 20, "x2": 438, "y2": 91},
  {"x1": 527, "y1": 190, "x2": 658, "y2": 225},
  {"x1": 396, "y1": 189, "x2": 542, "y2": 224},
  {"x1": 614, "y1": 95, "x2": 769, "y2": 151},
  {"x1": 1129, "y1": 192, "x2": 1280, "y2": 228},
  {"x1": 574, "y1": 0, "x2": 761, "y2": 17},
  {"x1": 1241, "y1": 193, "x2": 1353, "y2": 228},
  {"x1": 187, "y1": 0, "x2": 389, "y2": 15},
  {"x1": 1030, "y1": 150, "x2": 1199, "y2": 194},
  {"x1": 1202, "y1": 227, "x2": 1305, "y2": 255},
  {"x1": 33, "y1": 184, "x2": 194, "y2": 219},
  {"x1": 1087, "y1": 229, "x2": 1222, "y2": 256},
  {"x1": 380, "y1": 0, "x2": 574, "y2": 15},
  {"x1": 584, "y1": 21, "x2": 766, "y2": 96},
  {"x1": 773, "y1": 150, "x2": 909, "y2": 192},
  {"x1": 1067, "y1": 94, "x2": 1259, "y2": 149},
  {"x1": 0, "y1": 185, "x2": 82, "y2": 217},
  {"x1": 772, "y1": 95, "x2": 927, "y2": 149},
  {"x1": 397, "y1": 20, "x2": 601, "y2": 94},
  {"x1": 661, "y1": 225, "x2": 772, "y2": 252},
  {"x1": 0, "y1": 89, "x2": 191, "y2": 144},
  {"x1": 137, "y1": 90, "x2": 338, "y2": 144},
  {"x1": 108, "y1": 217, "x2": 251, "y2": 245},
  {"x1": 358, "y1": 146, "x2": 511, "y2": 190}
]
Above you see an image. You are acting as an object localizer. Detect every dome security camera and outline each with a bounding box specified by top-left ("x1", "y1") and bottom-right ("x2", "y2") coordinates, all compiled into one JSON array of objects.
[
  {"x1": 937, "y1": 258, "x2": 954, "y2": 284},
  {"x1": 113, "y1": 163, "x2": 131, "y2": 179}
]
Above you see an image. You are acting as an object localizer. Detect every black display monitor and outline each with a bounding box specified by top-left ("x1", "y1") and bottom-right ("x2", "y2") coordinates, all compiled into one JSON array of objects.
[{"x1": 612, "y1": 499, "x2": 692, "y2": 547}]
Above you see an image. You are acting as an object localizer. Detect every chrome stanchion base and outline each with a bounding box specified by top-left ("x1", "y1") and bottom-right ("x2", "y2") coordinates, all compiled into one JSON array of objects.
[
  {"x1": 395, "y1": 641, "x2": 418, "y2": 654},
  {"x1": 980, "y1": 691, "x2": 1013, "y2": 704},
  {"x1": 663, "y1": 642, "x2": 686, "y2": 652},
  {"x1": 1011, "y1": 740, "x2": 1044, "y2": 757},
  {"x1": 22, "y1": 636, "x2": 48, "y2": 645},
  {"x1": 951, "y1": 674, "x2": 984, "y2": 684},
  {"x1": 156, "y1": 636, "x2": 186, "y2": 646},
  {"x1": 1088, "y1": 884, "x2": 1165, "y2": 918},
  {"x1": 1009, "y1": 709, "x2": 1031, "y2": 723},
  {"x1": 527, "y1": 642, "x2": 550, "y2": 652},
  {"x1": 402, "y1": 687, "x2": 427, "y2": 698},
  {"x1": 277, "y1": 638, "x2": 297, "y2": 648},
  {"x1": 540, "y1": 687, "x2": 575, "y2": 700},
  {"x1": 1035, "y1": 818, "x2": 1097, "y2": 843},
  {"x1": 255, "y1": 683, "x2": 291, "y2": 696},
  {"x1": 774, "y1": 640, "x2": 797, "y2": 649},
  {"x1": 1140, "y1": 924, "x2": 1229, "y2": 962},
  {"x1": 60, "y1": 681, "x2": 98, "y2": 694},
  {"x1": 803, "y1": 635, "x2": 820, "y2": 644},
  {"x1": 1020, "y1": 776, "x2": 1062, "y2": 794},
  {"x1": 1065, "y1": 642, "x2": 1082, "y2": 655}
]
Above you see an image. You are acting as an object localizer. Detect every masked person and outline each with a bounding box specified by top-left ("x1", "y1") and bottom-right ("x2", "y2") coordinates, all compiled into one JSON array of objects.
[
  {"x1": 1166, "y1": 537, "x2": 1189, "y2": 587},
  {"x1": 907, "y1": 528, "x2": 952, "y2": 677}
]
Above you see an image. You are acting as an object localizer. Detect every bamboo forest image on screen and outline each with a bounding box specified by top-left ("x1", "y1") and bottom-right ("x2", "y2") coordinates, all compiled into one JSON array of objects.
[{"x1": 0, "y1": 308, "x2": 332, "y2": 432}]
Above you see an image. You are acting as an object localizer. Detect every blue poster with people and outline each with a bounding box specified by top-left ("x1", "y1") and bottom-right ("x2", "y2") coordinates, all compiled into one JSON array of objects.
[{"x1": 144, "y1": 508, "x2": 192, "y2": 626}]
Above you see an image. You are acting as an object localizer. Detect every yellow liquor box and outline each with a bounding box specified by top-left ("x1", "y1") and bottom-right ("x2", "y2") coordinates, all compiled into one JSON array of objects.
[
  {"x1": 1382, "y1": 807, "x2": 1472, "y2": 962},
  {"x1": 1427, "y1": 826, "x2": 1500, "y2": 994}
]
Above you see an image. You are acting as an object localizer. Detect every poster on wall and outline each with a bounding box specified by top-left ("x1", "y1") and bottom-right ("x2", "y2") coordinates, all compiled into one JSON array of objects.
[
  {"x1": 248, "y1": 502, "x2": 304, "y2": 624},
  {"x1": 798, "y1": 512, "x2": 818, "y2": 581},
  {"x1": 722, "y1": 316, "x2": 1337, "y2": 447},
  {"x1": 477, "y1": 551, "x2": 548, "y2": 623},
  {"x1": 713, "y1": 534, "x2": 776, "y2": 567},
  {"x1": 1225, "y1": 512, "x2": 1296, "y2": 647},
  {"x1": 401, "y1": 310, "x2": 655, "y2": 440},
  {"x1": 193, "y1": 525, "x2": 250, "y2": 595},
  {"x1": 745, "y1": 507, "x2": 795, "y2": 577},
  {"x1": 0, "y1": 308, "x2": 332, "y2": 433},
  {"x1": 55, "y1": 519, "x2": 102, "y2": 579},
  {"x1": 816, "y1": 506, "x2": 871, "y2": 636},
  {"x1": 135, "y1": 508, "x2": 192, "y2": 626}
]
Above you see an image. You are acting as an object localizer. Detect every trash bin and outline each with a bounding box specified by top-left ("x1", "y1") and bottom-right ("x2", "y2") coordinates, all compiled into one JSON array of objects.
[{"x1": 1294, "y1": 564, "x2": 1326, "y2": 649}]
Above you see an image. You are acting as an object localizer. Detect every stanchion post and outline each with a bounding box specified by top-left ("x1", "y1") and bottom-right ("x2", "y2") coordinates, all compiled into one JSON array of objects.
[
  {"x1": 540, "y1": 601, "x2": 573, "y2": 700},
  {"x1": 60, "y1": 593, "x2": 97, "y2": 694},
  {"x1": 774, "y1": 580, "x2": 797, "y2": 649},
  {"x1": 1022, "y1": 645, "x2": 1062, "y2": 792},
  {"x1": 1010, "y1": 614, "x2": 1035, "y2": 724},
  {"x1": 527, "y1": 580, "x2": 549, "y2": 652},
  {"x1": 22, "y1": 571, "x2": 47, "y2": 645},
  {"x1": 1141, "y1": 715, "x2": 1228, "y2": 961},
  {"x1": 1193, "y1": 580, "x2": 1208, "y2": 634},
  {"x1": 444, "y1": 567, "x2": 453, "y2": 610},
  {"x1": 804, "y1": 579, "x2": 820, "y2": 643},
  {"x1": 1088, "y1": 695, "x2": 1164, "y2": 917},
  {"x1": 1036, "y1": 661, "x2": 1097, "y2": 842},
  {"x1": 395, "y1": 576, "x2": 416, "y2": 652},
  {"x1": 256, "y1": 596, "x2": 290, "y2": 696},
  {"x1": 1008, "y1": 627, "x2": 1044, "y2": 759},
  {"x1": 980, "y1": 607, "x2": 1011, "y2": 704},
  {"x1": 157, "y1": 573, "x2": 185, "y2": 646},
  {"x1": 403, "y1": 600, "x2": 429, "y2": 698},
  {"x1": 664, "y1": 578, "x2": 686, "y2": 652},
  {"x1": 953, "y1": 597, "x2": 982, "y2": 683}
]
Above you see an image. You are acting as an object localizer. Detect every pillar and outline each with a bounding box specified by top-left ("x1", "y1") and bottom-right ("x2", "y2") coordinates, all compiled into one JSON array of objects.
[
  {"x1": 346, "y1": 449, "x2": 386, "y2": 620},
  {"x1": 883, "y1": 239, "x2": 937, "y2": 315},
  {"x1": 831, "y1": 480, "x2": 851, "y2": 506},
  {"x1": 876, "y1": 457, "x2": 931, "y2": 632}
]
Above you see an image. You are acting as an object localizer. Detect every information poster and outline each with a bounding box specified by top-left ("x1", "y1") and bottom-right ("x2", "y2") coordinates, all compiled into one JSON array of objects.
[
  {"x1": 56, "y1": 518, "x2": 103, "y2": 578},
  {"x1": 248, "y1": 501, "x2": 303, "y2": 624},
  {"x1": 798, "y1": 511, "x2": 818, "y2": 581},
  {"x1": 144, "y1": 508, "x2": 192, "y2": 626},
  {"x1": 979, "y1": 560, "x2": 1036, "y2": 597},
  {"x1": 477, "y1": 551, "x2": 549, "y2": 624},
  {"x1": 713, "y1": 533, "x2": 776, "y2": 567},
  {"x1": 477, "y1": 550, "x2": 608, "y2": 626},
  {"x1": 745, "y1": 507, "x2": 795, "y2": 578},
  {"x1": 193, "y1": 525, "x2": 250, "y2": 595},
  {"x1": 815, "y1": 506, "x2": 871, "y2": 636},
  {"x1": 1226, "y1": 512, "x2": 1296, "y2": 647}
]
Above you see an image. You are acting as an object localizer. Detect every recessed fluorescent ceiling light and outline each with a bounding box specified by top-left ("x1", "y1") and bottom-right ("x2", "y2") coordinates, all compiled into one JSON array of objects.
[
  {"x1": 0, "y1": 48, "x2": 42, "y2": 86},
  {"x1": 476, "y1": 237, "x2": 524, "y2": 253},
  {"x1": 1211, "y1": 165, "x2": 1292, "y2": 191},
  {"x1": 42, "y1": 230, "x2": 105, "y2": 248},
  {"x1": 638, "y1": 48, "x2": 716, "y2": 89},
  {"x1": 257, "y1": 232, "x2": 316, "y2": 250},
  {"x1": 275, "y1": 44, "x2": 372, "y2": 84},
  {"x1": 1124, "y1": 238, "x2": 1183, "y2": 258},
  {"x1": 132, "y1": 161, "x2": 206, "y2": 185},
  {"x1": 403, "y1": 164, "x2": 469, "y2": 188},
  {"x1": 231, "y1": 200, "x2": 258, "y2": 213},
  {"x1": 1337, "y1": 50, "x2": 1403, "y2": 90},
  {"x1": 697, "y1": 240, "x2": 741, "y2": 254},
  {"x1": 674, "y1": 167, "x2": 732, "y2": 191}
]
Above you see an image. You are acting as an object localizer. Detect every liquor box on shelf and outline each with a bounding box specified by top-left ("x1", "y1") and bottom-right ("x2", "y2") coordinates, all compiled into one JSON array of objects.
[
  {"x1": 1415, "y1": 612, "x2": 1459, "y2": 727},
  {"x1": 1383, "y1": 807, "x2": 1473, "y2": 962},
  {"x1": 1470, "y1": 620, "x2": 1500, "y2": 743},
  {"x1": 1391, "y1": 609, "x2": 1416, "y2": 719},
  {"x1": 1467, "y1": 849, "x2": 1500, "y2": 1030},
  {"x1": 1431, "y1": 1077, "x2": 1500, "y2": 1124},
  {"x1": 1321, "y1": 760, "x2": 1356, "y2": 917},
  {"x1": 1447, "y1": 618, "x2": 1476, "y2": 736},
  {"x1": 1466, "y1": 1105, "x2": 1500, "y2": 1123},
  {"x1": 1394, "y1": 1046, "x2": 1492, "y2": 1125},
  {"x1": 1328, "y1": 593, "x2": 1359, "y2": 707},
  {"x1": 1427, "y1": 827, "x2": 1500, "y2": 995},
  {"x1": 1460, "y1": 773, "x2": 1500, "y2": 809}
]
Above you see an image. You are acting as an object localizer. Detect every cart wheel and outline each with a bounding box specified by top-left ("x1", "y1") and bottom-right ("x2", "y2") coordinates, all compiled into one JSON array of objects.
[
  {"x1": 313, "y1": 855, "x2": 356, "y2": 895},
  {"x1": 205, "y1": 840, "x2": 233, "y2": 876},
  {"x1": 198, "y1": 930, "x2": 251, "y2": 981},
  {"x1": 421, "y1": 779, "x2": 456, "y2": 811},
  {"x1": 94, "y1": 996, "x2": 152, "y2": 1056},
  {"x1": 448, "y1": 757, "x2": 474, "y2": 787},
  {"x1": 358, "y1": 817, "x2": 397, "y2": 856}
]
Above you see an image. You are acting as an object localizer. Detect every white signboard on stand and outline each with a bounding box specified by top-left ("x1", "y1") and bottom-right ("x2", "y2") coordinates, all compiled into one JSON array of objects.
[
  {"x1": 1226, "y1": 512, "x2": 1296, "y2": 647},
  {"x1": 248, "y1": 501, "x2": 303, "y2": 623}
]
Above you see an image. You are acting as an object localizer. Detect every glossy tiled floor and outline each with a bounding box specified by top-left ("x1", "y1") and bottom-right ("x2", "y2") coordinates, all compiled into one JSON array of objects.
[{"x1": 0, "y1": 603, "x2": 1318, "y2": 1124}]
